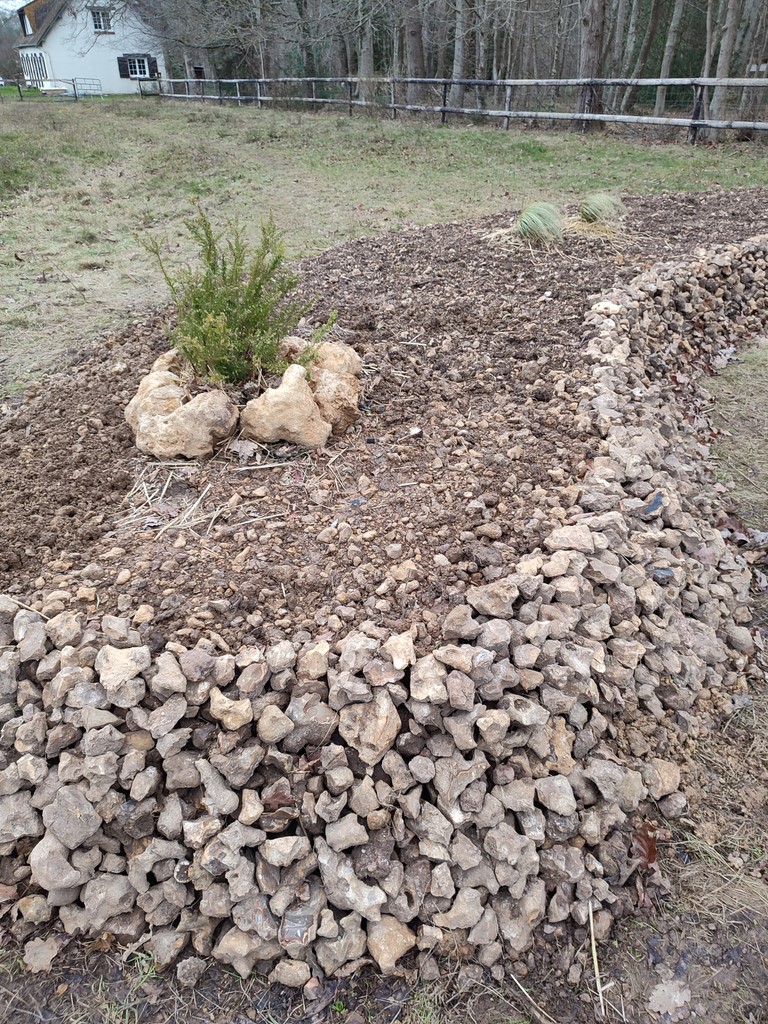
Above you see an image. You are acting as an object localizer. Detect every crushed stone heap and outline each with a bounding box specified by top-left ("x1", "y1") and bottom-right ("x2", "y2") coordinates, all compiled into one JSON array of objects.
[{"x1": 0, "y1": 236, "x2": 765, "y2": 988}]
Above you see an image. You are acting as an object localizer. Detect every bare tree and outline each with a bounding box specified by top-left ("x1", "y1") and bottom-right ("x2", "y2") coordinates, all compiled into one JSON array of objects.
[
  {"x1": 575, "y1": 0, "x2": 606, "y2": 128},
  {"x1": 710, "y1": 0, "x2": 744, "y2": 120},
  {"x1": 654, "y1": 0, "x2": 685, "y2": 116}
]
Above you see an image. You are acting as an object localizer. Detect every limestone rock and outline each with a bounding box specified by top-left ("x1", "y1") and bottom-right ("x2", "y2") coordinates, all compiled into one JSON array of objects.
[
  {"x1": 584, "y1": 759, "x2": 647, "y2": 811},
  {"x1": 241, "y1": 364, "x2": 332, "y2": 448},
  {"x1": 270, "y1": 959, "x2": 311, "y2": 988},
  {"x1": 29, "y1": 833, "x2": 81, "y2": 891},
  {"x1": 316, "y1": 838, "x2": 386, "y2": 921},
  {"x1": 176, "y1": 957, "x2": 207, "y2": 990},
  {"x1": 81, "y1": 875, "x2": 137, "y2": 930},
  {"x1": 367, "y1": 916, "x2": 416, "y2": 974},
  {"x1": 466, "y1": 579, "x2": 519, "y2": 619},
  {"x1": 126, "y1": 370, "x2": 238, "y2": 460},
  {"x1": 261, "y1": 836, "x2": 311, "y2": 868},
  {"x1": 316, "y1": 340, "x2": 363, "y2": 376},
  {"x1": 535, "y1": 775, "x2": 577, "y2": 816},
  {"x1": 212, "y1": 926, "x2": 281, "y2": 976},
  {"x1": 256, "y1": 705, "x2": 294, "y2": 744},
  {"x1": 42, "y1": 786, "x2": 102, "y2": 850},
  {"x1": 382, "y1": 632, "x2": 417, "y2": 671},
  {"x1": 338, "y1": 688, "x2": 400, "y2": 766},
  {"x1": 544, "y1": 525, "x2": 595, "y2": 554},
  {"x1": 409, "y1": 655, "x2": 448, "y2": 703},
  {"x1": 433, "y1": 888, "x2": 484, "y2": 930},
  {"x1": 310, "y1": 367, "x2": 361, "y2": 435},
  {"x1": 641, "y1": 757, "x2": 681, "y2": 800},
  {"x1": 209, "y1": 687, "x2": 253, "y2": 730},
  {"x1": 94, "y1": 645, "x2": 151, "y2": 704},
  {"x1": 0, "y1": 791, "x2": 43, "y2": 845}
]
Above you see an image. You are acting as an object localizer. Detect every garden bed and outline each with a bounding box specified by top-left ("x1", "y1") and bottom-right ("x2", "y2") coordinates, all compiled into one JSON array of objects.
[{"x1": 1, "y1": 191, "x2": 768, "y2": 1021}]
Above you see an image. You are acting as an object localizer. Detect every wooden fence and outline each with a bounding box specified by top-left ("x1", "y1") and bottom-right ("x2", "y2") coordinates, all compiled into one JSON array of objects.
[{"x1": 143, "y1": 75, "x2": 768, "y2": 142}]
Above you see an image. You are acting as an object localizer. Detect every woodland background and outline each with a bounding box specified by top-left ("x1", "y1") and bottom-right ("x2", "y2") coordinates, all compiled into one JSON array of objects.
[{"x1": 0, "y1": 0, "x2": 767, "y2": 121}]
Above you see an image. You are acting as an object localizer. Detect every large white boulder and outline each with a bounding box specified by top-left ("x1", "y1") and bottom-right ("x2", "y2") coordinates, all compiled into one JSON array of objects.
[
  {"x1": 125, "y1": 361, "x2": 238, "y2": 460},
  {"x1": 278, "y1": 336, "x2": 363, "y2": 377},
  {"x1": 240, "y1": 364, "x2": 332, "y2": 448},
  {"x1": 310, "y1": 367, "x2": 361, "y2": 435}
]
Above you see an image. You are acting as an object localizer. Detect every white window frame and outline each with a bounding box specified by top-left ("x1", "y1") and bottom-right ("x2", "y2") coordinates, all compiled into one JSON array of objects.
[
  {"x1": 91, "y1": 9, "x2": 112, "y2": 32},
  {"x1": 127, "y1": 56, "x2": 149, "y2": 78}
]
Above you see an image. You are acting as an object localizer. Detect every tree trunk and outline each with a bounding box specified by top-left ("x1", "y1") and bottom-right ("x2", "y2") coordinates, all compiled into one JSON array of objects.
[
  {"x1": 575, "y1": 0, "x2": 605, "y2": 130},
  {"x1": 358, "y1": 8, "x2": 375, "y2": 103},
  {"x1": 654, "y1": 0, "x2": 685, "y2": 116},
  {"x1": 620, "y1": 0, "x2": 663, "y2": 113},
  {"x1": 737, "y1": 0, "x2": 767, "y2": 115},
  {"x1": 699, "y1": 0, "x2": 717, "y2": 122},
  {"x1": 710, "y1": 0, "x2": 744, "y2": 120},
  {"x1": 448, "y1": 0, "x2": 468, "y2": 108},
  {"x1": 404, "y1": 0, "x2": 426, "y2": 103}
]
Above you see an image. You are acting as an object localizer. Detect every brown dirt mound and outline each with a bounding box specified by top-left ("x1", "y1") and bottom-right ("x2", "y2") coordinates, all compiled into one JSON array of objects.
[{"x1": 2, "y1": 190, "x2": 767, "y2": 656}]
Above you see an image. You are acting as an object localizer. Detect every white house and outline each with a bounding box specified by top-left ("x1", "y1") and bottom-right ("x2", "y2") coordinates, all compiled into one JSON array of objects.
[{"x1": 15, "y1": 0, "x2": 167, "y2": 96}]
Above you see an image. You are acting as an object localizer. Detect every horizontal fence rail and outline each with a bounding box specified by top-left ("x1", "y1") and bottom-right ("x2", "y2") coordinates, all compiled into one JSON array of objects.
[{"x1": 145, "y1": 75, "x2": 768, "y2": 140}]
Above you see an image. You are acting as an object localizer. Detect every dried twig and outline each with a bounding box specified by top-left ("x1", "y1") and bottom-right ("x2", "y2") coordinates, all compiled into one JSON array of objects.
[
  {"x1": 489, "y1": 975, "x2": 560, "y2": 1024},
  {"x1": 2, "y1": 596, "x2": 48, "y2": 620},
  {"x1": 589, "y1": 900, "x2": 606, "y2": 1019}
]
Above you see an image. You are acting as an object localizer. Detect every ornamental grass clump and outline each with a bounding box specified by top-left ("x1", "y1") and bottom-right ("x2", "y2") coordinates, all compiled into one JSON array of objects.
[
  {"x1": 513, "y1": 202, "x2": 565, "y2": 245},
  {"x1": 578, "y1": 192, "x2": 625, "y2": 225},
  {"x1": 144, "y1": 203, "x2": 333, "y2": 384}
]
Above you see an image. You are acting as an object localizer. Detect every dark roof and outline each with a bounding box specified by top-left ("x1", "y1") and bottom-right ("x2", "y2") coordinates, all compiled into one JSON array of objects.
[{"x1": 15, "y1": 1, "x2": 67, "y2": 48}]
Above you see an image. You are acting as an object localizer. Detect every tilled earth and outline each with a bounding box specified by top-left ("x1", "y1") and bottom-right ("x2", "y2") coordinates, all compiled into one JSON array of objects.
[{"x1": 2, "y1": 189, "x2": 767, "y2": 657}]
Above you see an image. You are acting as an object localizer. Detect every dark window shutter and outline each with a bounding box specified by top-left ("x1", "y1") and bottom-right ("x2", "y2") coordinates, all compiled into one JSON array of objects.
[
  {"x1": 148, "y1": 57, "x2": 159, "y2": 78},
  {"x1": 117, "y1": 56, "x2": 129, "y2": 78}
]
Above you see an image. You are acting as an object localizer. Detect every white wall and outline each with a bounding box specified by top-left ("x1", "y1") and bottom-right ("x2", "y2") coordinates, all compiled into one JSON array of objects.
[{"x1": 20, "y1": 6, "x2": 167, "y2": 95}]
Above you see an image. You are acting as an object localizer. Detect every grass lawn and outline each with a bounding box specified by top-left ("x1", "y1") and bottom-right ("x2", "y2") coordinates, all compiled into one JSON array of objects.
[{"x1": 1, "y1": 98, "x2": 768, "y2": 391}]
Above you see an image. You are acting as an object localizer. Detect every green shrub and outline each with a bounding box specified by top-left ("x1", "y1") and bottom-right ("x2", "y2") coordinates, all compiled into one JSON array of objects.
[
  {"x1": 513, "y1": 202, "x2": 564, "y2": 245},
  {"x1": 578, "y1": 192, "x2": 625, "y2": 225},
  {"x1": 144, "y1": 203, "x2": 333, "y2": 384}
]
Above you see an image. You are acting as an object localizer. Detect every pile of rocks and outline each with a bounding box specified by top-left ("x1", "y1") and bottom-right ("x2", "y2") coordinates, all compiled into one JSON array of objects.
[
  {"x1": 1, "y1": 237, "x2": 765, "y2": 990},
  {"x1": 125, "y1": 337, "x2": 363, "y2": 459}
]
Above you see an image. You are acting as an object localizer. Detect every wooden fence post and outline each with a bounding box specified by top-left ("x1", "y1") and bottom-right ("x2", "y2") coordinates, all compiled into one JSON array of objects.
[
  {"x1": 256, "y1": 79, "x2": 262, "y2": 109},
  {"x1": 688, "y1": 83, "x2": 706, "y2": 144},
  {"x1": 441, "y1": 81, "x2": 449, "y2": 124},
  {"x1": 348, "y1": 78, "x2": 354, "y2": 116},
  {"x1": 390, "y1": 78, "x2": 397, "y2": 119},
  {"x1": 504, "y1": 84, "x2": 512, "y2": 129}
]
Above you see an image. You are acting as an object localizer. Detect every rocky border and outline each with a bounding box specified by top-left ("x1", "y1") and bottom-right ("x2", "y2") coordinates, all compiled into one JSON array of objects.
[{"x1": 0, "y1": 237, "x2": 765, "y2": 992}]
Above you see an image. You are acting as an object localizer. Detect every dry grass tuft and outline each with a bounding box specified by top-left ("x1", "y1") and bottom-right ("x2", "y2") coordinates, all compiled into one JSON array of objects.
[
  {"x1": 513, "y1": 202, "x2": 565, "y2": 245},
  {"x1": 578, "y1": 192, "x2": 626, "y2": 225}
]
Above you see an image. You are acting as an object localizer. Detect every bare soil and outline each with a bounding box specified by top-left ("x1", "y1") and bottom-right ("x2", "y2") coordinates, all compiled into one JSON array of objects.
[{"x1": 1, "y1": 187, "x2": 768, "y2": 1023}]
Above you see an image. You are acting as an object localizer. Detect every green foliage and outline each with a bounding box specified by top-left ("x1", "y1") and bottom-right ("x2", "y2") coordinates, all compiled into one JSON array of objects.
[
  {"x1": 144, "y1": 203, "x2": 333, "y2": 383},
  {"x1": 513, "y1": 202, "x2": 564, "y2": 244},
  {"x1": 578, "y1": 192, "x2": 626, "y2": 225}
]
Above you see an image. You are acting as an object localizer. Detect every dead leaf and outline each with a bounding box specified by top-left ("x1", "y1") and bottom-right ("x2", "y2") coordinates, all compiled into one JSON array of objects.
[
  {"x1": 228, "y1": 438, "x2": 258, "y2": 463},
  {"x1": 648, "y1": 980, "x2": 692, "y2": 1020},
  {"x1": 86, "y1": 933, "x2": 115, "y2": 953},
  {"x1": 23, "y1": 934, "x2": 69, "y2": 974},
  {"x1": 631, "y1": 821, "x2": 659, "y2": 871},
  {"x1": 0, "y1": 883, "x2": 17, "y2": 903}
]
